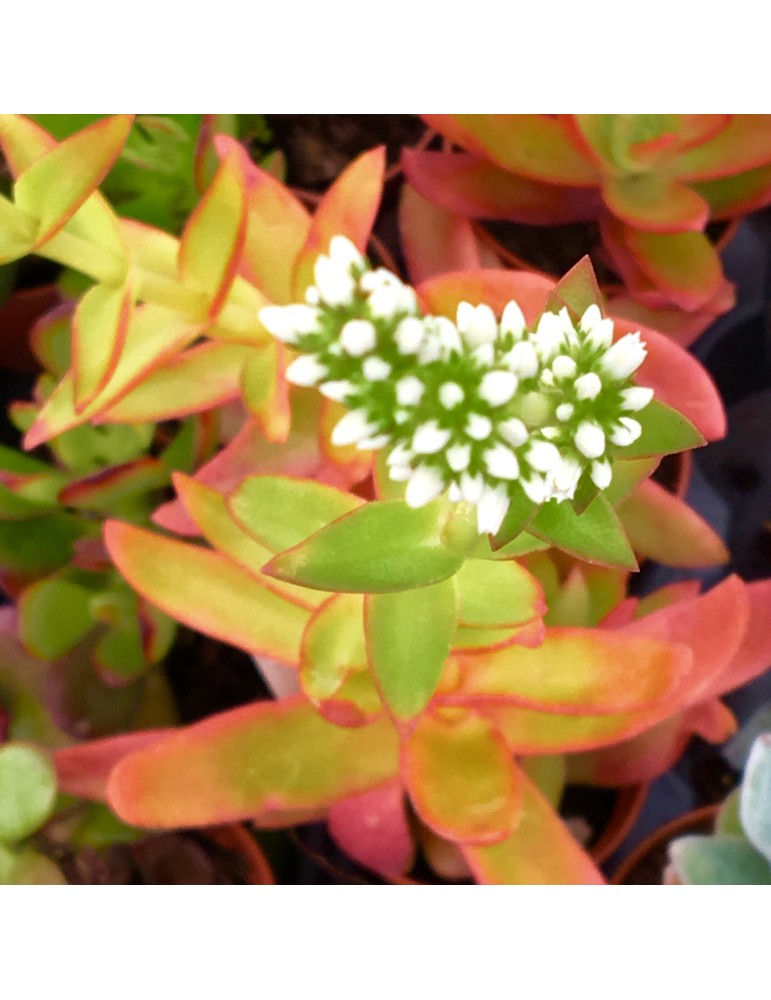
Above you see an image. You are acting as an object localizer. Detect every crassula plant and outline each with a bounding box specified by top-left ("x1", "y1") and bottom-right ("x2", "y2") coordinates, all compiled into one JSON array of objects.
[
  {"x1": 666, "y1": 734, "x2": 771, "y2": 884},
  {"x1": 404, "y1": 115, "x2": 771, "y2": 340}
]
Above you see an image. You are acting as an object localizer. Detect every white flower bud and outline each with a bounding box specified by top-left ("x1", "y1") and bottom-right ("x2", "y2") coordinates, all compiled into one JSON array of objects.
[
  {"x1": 484, "y1": 443, "x2": 520, "y2": 480},
  {"x1": 479, "y1": 370, "x2": 518, "y2": 407},
  {"x1": 574, "y1": 372, "x2": 602, "y2": 400},
  {"x1": 362, "y1": 356, "x2": 391, "y2": 382},
  {"x1": 590, "y1": 460, "x2": 612, "y2": 489},
  {"x1": 368, "y1": 284, "x2": 402, "y2": 319},
  {"x1": 389, "y1": 464, "x2": 412, "y2": 482},
  {"x1": 501, "y1": 300, "x2": 526, "y2": 340},
  {"x1": 418, "y1": 335, "x2": 443, "y2": 364},
  {"x1": 413, "y1": 421, "x2": 452, "y2": 455},
  {"x1": 394, "y1": 317, "x2": 425, "y2": 355},
  {"x1": 439, "y1": 382, "x2": 465, "y2": 409},
  {"x1": 505, "y1": 341, "x2": 539, "y2": 378},
  {"x1": 552, "y1": 355, "x2": 577, "y2": 379},
  {"x1": 556, "y1": 403, "x2": 574, "y2": 422},
  {"x1": 521, "y1": 475, "x2": 547, "y2": 504},
  {"x1": 599, "y1": 332, "x2": 647, "y2": 381},
  {"x1": 459, "y1": 303, "x2": 498, "y2": 347},
  {"x1": 574, "y1": 421, "x2": 606, "y2": 459},
  {"x1": 286, "y1": 354, "x2": 327, "y2": 387},
  {"x1": 319, "y1": 380, "x2": 355, "y2": 402},
  {"x1": 448, "y1": 483, "x2": 462, "y2": 503},
  {"x1": 259, "y1": 305, "x2": 299, "y2": 344},
  {"x1": 341, "y1": 319, "x2": 377, "y2": 357},
  {"x1": 357, "y1": 434, "x2": 391, "y2": 451},
  {"x1": 329, "y1": 235, "x2": 364, "y2": 272},
  {"x1": 314, "y1": 254, "x2": 356, "y2": 306},
  {"x1": 396, "y1": 375, "x2": 424, "y2": 406},
  {"x1": 477, "y1": 484, "x2": 510, "y2": 535},
  {"x1": 527, "y1": 440, "x2": 561, "y2": 473},
  {"x1": 447, "y1": 444, "x2": 471, "y2": 472},
  {"x1": 460, "y1": 473, "x2": 484, "y2": 504},
  {"x1": 620, "y1": 386, "x2": 654, "y2": 411},
  {"x1": 534, "y1": 311, "x2": 565, "y2": 360},
  {"x1": 387, "y1": 443, "x2": 413, "y2": 467},
  {"x1": 466, "y1": 414, "x2": 493, "y2": 440},
  {"x1": 405, "y1": 466, "x2": 446, "y2": 508},
  {"x1": 434, "y1": 316, "x2": 462, "y2": 356},
  {"x1": 331, "y1": 409, "x2": 376, "y2": 446},
  {"x1": 550, "y1": 456, "x2": 582, "y2": 498},
  {"x1": 610, "y1": 417, "x2": 642, "y2": 447},
  {"x1": 499, "y1": 418, "x2": 528, "y2": 447}
]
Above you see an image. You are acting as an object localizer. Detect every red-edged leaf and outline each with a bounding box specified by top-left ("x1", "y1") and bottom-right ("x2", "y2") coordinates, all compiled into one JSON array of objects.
[
  {"x1": 103, "y1": 520, "x2": 310, "y2": 664},
  {"x1": 461, "y1": 765, "x2": 605, "y2": 884},
  {"x1": 403, "y1": 151, "x2": 600, "y2": 224},
  {"x1": 72, "y1": 281, "x2": 134, "y2": 412},
  {"x1": 178, "y1": 146, "x2": 248, "y2": 318},
  {"x1": 418, "y1": 268, "x2": 554, "y2": 324},
  {"x1": 55, "y1": 729, "x2": 173, "y2": 800},
  {"x1": 0, "y1": 115, "x2": 55, "y2": 175},
  {"x1": 366, "y1": 578, "x2": 456, "y2": 720},
  {"x1": 544, "y1": 255, "x2": 604, "y2": 319},
  {"x1": 422, "y1": 115, "x2": 599, "y2": 186},
  {"x1": 621, "y1": 225, "x2": 725, "y2": 311},
  {"x1": 632, "y1": 580, "x2": 702, "y2": 619},
  {"x1": 449, "y1": 628, "x2": 690, "y2": 715},
  {"x1": 670, "y1": 116, "x2": 771, "y2": 181},
  {"x1": 608, "y1": 291, "x2": 735, "y2": 350},
  {"x1": 403, "y1": 708, "x2": 521, "y2": 844},
  {"x1": 98, "y1": 341, "x2": 252, "y2": 424},
  {"x1": 399, "y1": 182, "x2": 482, "y2": 284},
  {"x1": 453, "y1": 618, "x2": 546, "y2": 655},
  {"x1": 602, "y1": 174, "x2": 709, "y2": 232},
  {"x1": 58, "y1": 458, "x2": 167, "y2": 511},
  {"x1": 529, "y1": 494, "x2": 638, "y2": 570},
  {"x1": 455, "y1": 559, "x2": 545, "y2": 629},
  {"x1": 700, "y1": 579, "x2": 771, "y2": 700},
  {"x1": 327, "y1": 781, "x2": 415, "y2": 878},
  {"x1": 692, "y1": 163, "x2": 771, "y2": 220},
  {"x1": 215, "y1": 136, "x2": 311, "y2": 302},
  {"x1": 618, "y1": 480, "x2": 729, "y2": 568},
  {"x1": 107, "y1": 698, "x2": 400, "y2": 828},
  {"x1": 14, "y1": 115, "x2": 132, "y2": 245},
  {"x1": 292, "y1": 147, "x2": 385, "y2": 298},
  {"x1": 241, "y1": 340, "x2": 290, "y2": 443}
]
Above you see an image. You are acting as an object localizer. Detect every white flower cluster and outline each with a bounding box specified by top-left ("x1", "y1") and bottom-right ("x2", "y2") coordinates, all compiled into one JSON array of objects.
[{"x1": 259, "y1": 236, "x2": 654, "y2": 536}]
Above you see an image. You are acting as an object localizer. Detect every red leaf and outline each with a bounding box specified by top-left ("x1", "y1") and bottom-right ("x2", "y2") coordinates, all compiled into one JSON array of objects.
[{"x1": 327, "y1": 781, "x2": 415, "y2": 878}]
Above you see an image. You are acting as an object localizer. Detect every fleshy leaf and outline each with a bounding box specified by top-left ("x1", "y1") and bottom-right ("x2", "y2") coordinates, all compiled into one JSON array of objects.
[
  {"x1": 241, "y1": 341, "x2": 290, "y2": 443},
  {"x1": 619, "y1": 400, "x2": 705, "y2": 459},
  {"x1": 300, "y1": 593, "x2": 367, "y2": 703},
  {"x1": 366, "y1": 577, "x2": 456, "y2": 720},
  {"x1": 327, "y1": 781, "x2": 415, "y2": 878},
  {"x1": 602, "y1": 174, "x2": 709, "y2": 232},
  {"x1": 18, "y1": 575, "x2": 94, "y2": 659},
  {"x1": 544, "y1": 255, "x2": 604, "y2": 319},
  {"x1": 103, "y1": 521, "x2": 310, "y2": 664},
  {"x1": 263, "y1": 499, "x2": 465, "y2": 593},
  {"x1": 741, "y1": 735, "x2": 771, "y2": 863},
  {"x1": 403, "y1": 708, "x2": 520, "y2": 844},
  {"x1": 461, "y1": 766, "x2": 605, "y2": 884},
  {"x1": 455, "y1": 559, "x2": 544, "y2": 629},
  {"x1": 399, "y1": 183, "x2": 482, "y2": 284},
  {"x1": 72, "y1": 281, "x2": 134, "y2": 411},
  {"x1": 668, "y1": 835, "x2": 770, "y2": 885},
  {"x1": 0, "y1": 744, "x2": 57, "y2": 844},
  {"x1": 621, "y1": 226, "x2": 724, "y2": 311},
  {"x1": 529, "y1": 494, "x2": 638, "y2": 570},
  {"x1": 108, "y1": 698, "x2": 400, "y2": 828}
]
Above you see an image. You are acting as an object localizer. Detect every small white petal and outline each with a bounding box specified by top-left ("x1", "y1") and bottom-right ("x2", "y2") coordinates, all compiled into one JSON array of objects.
[
  {"x1": 534, "y1": 311, "x2": 565, "y2": 359},
  {"x1": 585, "y1": 317, "x2": 614, "y2": 350},
  {"x1": 319, "y1": 380, "x2": 355, "y2": 402},
  {"x1": 460, "y1": 473, "x2": 484, "y2": 503},
  {"x1": 359, "y1": 268, "x2": 398, "y2": 293},
  {"x1": 505, "y1": 341, "x2": 539, "y2": 378},
  {"x1": 329, "y1": 235, "x2": 364, "y2": 272},
  {"x1": 556, "y1": 403, "x2": 574, "y2": 422},
  {"x1": 610, "y1": 417, "x2": 642, "y2": 447},
  {"x1": 466, "y1": 414, "x2": 493, "y2": 440},
  {"x1": 394, "y1": 317, "x2": 425, "y2": 355},
  {"x1": 434, "y1": 316, "x2": 462, "y2": 355},
  {"x1": 259, "y1": 306, "x2": 298, "y2": 344},
  {"x1": 553, "y1": 456, "x2": 582, "y2": 496},
  {"x1": 527, "y1": 440, "x2": 561, "y2": 472},
  {"x1": 418, "y1": 335, "x2": 443, "y2": 364},
  {"x1": 540, "y1": 426, "x2": 560, "y2": 441},
  {"x1": 501, "y1": 300, "x2": 526, "y2": 339},
  {"x1": 499, "y1": 417, "x2": 528, "y2": 447},
  {"x1": 341, "y1": 319, "x2": 377, "y2": 357},
  {"x1": 305, "y1": 286, "x2": 320, "y2": 305},
  {"x1": 362, "y1": 356, "x2": 391, "y2": 381},
  {"x1": 460, "y1": 303, "x2": 498, "y2": 347},
  {"x1": 484, "y1": 443, "x2": 520, "y2": 480},
  {"x1": 540, "y1": 369, "x2": 555, "y2": 386},
  {"x1": 574, "y1": 372, "x2": 602, "y2": 400},
  {"x1": 286, "y1": 304, "x2": 321, "y2": 334},
  {"x1": 448, "y1": 483, "x2": 462, "y2": 503},
  {"x1": 521, "y1": 475, "x2": 547, "y2": 504},
  {"x1": 552, "y1": 355, "x2": 577, "y2": 379},
  {"x1": 286, "y1": 354, "x2": 327, "y2": 387},
  {"x1": 439, "y1": 382, "x2": 465, "y2": 409},
  {"x1": 394, "y1": 409, "x2": 410, "y2": 425},
  {"x1": 558, "y1": 308, "x2": 580, "y2": 347},
  {"x1": 368, "y1": 284, "x2": 401, "y2": 319},
  {"x1": 396, "y1": 375, "x2": 424, "y2": 406},
  {"x1": 574, "y1": 420, "x2": 606, "y2": 459},
  {"x1": 580, "y1": 304, "x2": 602, "y2": 332},
  {"x1": 405, "y1": 466, "x2": 446, "y2": 508},
  {"x1": 447, "y1": 444, "x2": 471, "y2": 472},
  {"x1": 456, "y1": 301, "x2": 475, "y2": 333},
  {"x1": 413, "y1": 421, "x2": 452, "y2": 455},
  {"x1": 472, "y1": 343, "x2": 495, "y2": 366},
  {"x1": 387, "y1": 443, "x2": 413, "y2": 467},
  {"x1": 389, "y1": 464, "x2": 412, "y2": 482},
  {"x1": 590, "y1": 460, "x2": 612, "y2": 489},
  {"x1": 620, "y1": 386, "x2": 654, "y2": 411},
  {"x1": 476, "y1": 485, "x2": 510, "y2": 535},
  {"x1": 599, "y1": 332, "x2": 647, "y2": 381},
  {"x1": 357, "y1": 434, "x2": 391, "y2": 450},
  {"x1": 314, "y1": 255, "x2": 356, "y2": 306},
  {"x1": 398, "y1": 286, "x2": 418, "y2": 314},
  {"x1": 479, "y1": 370, "x2": 518, "y2": 407},
  {"x1": 331, "y1": 409, "x2": 376, "y2": 446}
]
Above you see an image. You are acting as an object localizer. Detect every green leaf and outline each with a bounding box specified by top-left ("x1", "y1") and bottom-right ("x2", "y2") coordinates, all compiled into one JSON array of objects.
[
  {"x1": 740, "y1": 735, "x2": 771, "y2": 863},
  {"x1": 668, "y1": 835, "x2": 771, "y2": 885},
  {"x1": 529, "y1": 494, "x2": 638, "y2": 570},
  {"x1": 715, "y1": 787, "x2": 743, "y2": 837},
  {"x1": 470, "y1": 530, "x2": 550, "y2": 561},
  {"x1": 544, "y1": 256, "x2": 604, "y2": 320},
  {"x1": 619, "y1": 400, "x2": 705, "y2": 459},
  {"x1": 0, "y1": 846, "x2": 67, "y2": 884},
  {"x1": 18, "y1": 576, "x2": 95, "y2": 659},
  {"x1": 264, "y1": 499, "x2": 466, "y2": 593},
  {"x1": 490, "y1": 488, "x2": 539, "y2": 550},
  {"x1": 455, "y1": 559, "x2": 544, "y2": 629},
  {"x1": 603, "y1": 456, "x2": 660, "y2": 506},
  {"x1": 0, "y1": 744, "x2": 57, "y2": 844},
  {"x1": 0, "y1": 512, "x2": 84, "y2": 575},
  {"x1": 366, "y1": 578, "x2": 456, "y2": 719},
  {"x1": 228, "y1": 475, "x2": 362, "y2": 554}
]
